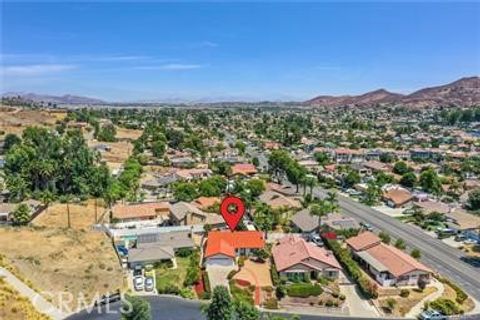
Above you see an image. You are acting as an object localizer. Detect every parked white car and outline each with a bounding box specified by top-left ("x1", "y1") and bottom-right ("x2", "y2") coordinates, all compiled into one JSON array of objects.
[
  {"x1": 144, "y1": 277, "x2": 154, "y2": 292},
  {"x1": 134, "y1": 276, "x2": 144, "y2": 291}
]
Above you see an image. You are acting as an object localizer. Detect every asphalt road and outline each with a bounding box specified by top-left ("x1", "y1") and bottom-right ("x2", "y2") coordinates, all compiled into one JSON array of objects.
[
  {"x1": 312, "y1": 187, "x2": 480, "y2": 301},
  {"x1": 66, "y1": 295, "x2": 410, "y2": 320}
]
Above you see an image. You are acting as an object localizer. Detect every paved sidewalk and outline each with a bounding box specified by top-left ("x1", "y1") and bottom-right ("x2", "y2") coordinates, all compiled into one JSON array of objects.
[
  {"x1": 0, "y1": 267, "x2": 67, "y2": 320},
  {"x1": 340, "y1": 283, "x2": 379, "y2": 318}
]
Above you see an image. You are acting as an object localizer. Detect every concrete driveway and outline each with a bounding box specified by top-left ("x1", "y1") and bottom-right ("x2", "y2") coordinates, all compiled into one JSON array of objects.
[
  {"x1": 340, "y1": 283, "x2": 379, "y2": 317},
  {"x1": 206, "y1": 265, "x2": 235, "y2": 290}
]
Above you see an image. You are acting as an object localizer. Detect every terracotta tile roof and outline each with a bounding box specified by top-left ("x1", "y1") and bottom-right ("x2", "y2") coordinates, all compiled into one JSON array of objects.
[
  {"x1": 232, "y1": 163, "x2": 257, "y2": 175},
  {"x1": 383, "y1": 188, "x2": 413, "y2": 206},
  {"x1": 204, "y1": 231, "x2": 265, "y2": 258},
  {"x1": 192, "y1": 197, "x2": 220, "y2": 209},
  {"x1": 365, "y1": 243, "x2": 432, "y2": 277},
  {"x1": 112, "y1": 202, "x2": 171, "y2": 220},
  {"x1": 346, "y1": 231, "x2": 381, "y2": 251},
  {"x1": 272, "y1": 235, "x2": 341, "y2": 272}
]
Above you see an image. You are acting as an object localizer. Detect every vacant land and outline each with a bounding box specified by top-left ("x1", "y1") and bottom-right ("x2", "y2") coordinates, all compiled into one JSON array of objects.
[
  {"x1": 0, "y1": 277, "x2": 51, "y2": 320},
  {"x1": 0, "y1": 108, "x2": 66, "y2": 135},
  {"x1": 87, "y1": 140, "x2": 133, "y2": 164},
  {"x1": 34, "y1": 199, "x2": 108, "y2": 231},
  {"x1": 115, "y1": 127, "x2": 143, "y2": 141},
  {"x1": 0, "y1": 200, "x2": 122, "y2": 313}
]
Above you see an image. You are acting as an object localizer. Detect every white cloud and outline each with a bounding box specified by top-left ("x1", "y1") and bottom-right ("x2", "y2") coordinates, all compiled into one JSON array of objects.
[
  {"x1": 1, "y1": 64, "x2": 77, "y2": 76},
  {"x1": 134, "y1": 63, "x2": 205, "y2": 71}
]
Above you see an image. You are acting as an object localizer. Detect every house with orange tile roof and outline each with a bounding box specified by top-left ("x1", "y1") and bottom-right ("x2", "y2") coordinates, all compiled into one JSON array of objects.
[
  {"x1": 382, "y1": 186, "x2": 413, "y2": 208},
  {"x1": 347, "y1": 232, "x2": 432, "y2": 287},
  {"x1": 192, "y1": 196, "x2": 220, "y2": 210},
  {"x1": 112, "y1": 202, "x2": 171, "y2": 223},
  {"x1": 204, "y1": 231, "x2": 265, "y2": 267},
  {"x1": 231, "y1": 163, "x2": 257, "y2": 176},
  {"x1": 272, "y1": 235, "x2": 342, "y2": 280}
]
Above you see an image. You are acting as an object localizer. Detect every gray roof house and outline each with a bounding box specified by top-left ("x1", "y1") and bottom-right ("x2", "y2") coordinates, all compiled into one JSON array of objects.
[
  {"x1": 137, "y1": 230, "x2": 195, "y2": 249},
  {"x1": 128, "y1": 243, "x2": 175, "y2": 268},
  {"x1": 290, "y1": 209, "x2": 319, "y2": 233},
  {"x1": 321, "y1": 213, "x2": 360, "y2": 231}
]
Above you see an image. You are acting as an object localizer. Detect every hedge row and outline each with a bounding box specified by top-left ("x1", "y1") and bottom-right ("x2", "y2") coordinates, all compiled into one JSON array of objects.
[
  {"x1": 270, "y1": 262, "x2": 280, "y2": 286},
  {"x1": 326, "y1": 239, "x2": 378, "y2": 299},
  {"x1": 286, "y1": 283, "x2": 323, "y2": 298}
]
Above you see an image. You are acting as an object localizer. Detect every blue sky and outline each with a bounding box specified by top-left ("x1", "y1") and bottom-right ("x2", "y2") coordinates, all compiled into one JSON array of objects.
[{"x1": 1, "y1": 2, "x2": 479, "y2": 102}]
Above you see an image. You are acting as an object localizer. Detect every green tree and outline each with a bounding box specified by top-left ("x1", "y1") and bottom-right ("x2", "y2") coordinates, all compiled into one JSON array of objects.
[
  {"x1": 400, "y1": 172, "x2": 417, "y2": 188},
  {"x1": 204, "y1": 286, "x2": 235, "y2": 320},
  {"x1": 314, "y1": 152, "x2": 330, "y2": 166},
  {"x1": 11, "y1": 203, "x2": 31, "y2": 226},
  {"x1": 410, "y1": 248, "x2": 421, "y2": 259},
  {"x1": 419, "y1": 168, "x2": 442, "y2": 196},
  {"x1": 245, "y1": 178, "x2": 265, "y2": 198},
  {"x1": 394, "y1": 238, "x2": 406, "y2": 250},
  {"x1": 151, "y1": 140, "x2": 166, "y2": 158},
  {"x1": 3, "y1": 133, "x2": 21, "y2": 152},
  {"x1": 122, "y1": 295, "x2": 152, "y2": 320},
  {"x1": 379, "y1": 231, "x2": 391, "y2": 244},
  {"x1": 344, "y1": 171, "x2": 361, "y2": 188},
  {"x1": 393, "y1": 161, "x2": 409, "y2": 175},
  {"x1": 173, "y1": 182, "x2": 198, "y2": 202},
  {"x1": 234, "y1": 300, "x2": 260, "y2": 320},
  {"x1": 467, "y1": 189, "x2": 480, "y2": 211}
]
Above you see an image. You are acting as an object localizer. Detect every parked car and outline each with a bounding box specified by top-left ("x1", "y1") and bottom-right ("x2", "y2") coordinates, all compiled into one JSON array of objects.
[
  {"x1": 360, "y1": 222, "x2": 373, "y2": 231},
  {"x1": 133, "y1": 276, "x2": 144, "y2": 291},
  {"x1": 418, "y1": 310, "x2": 446, "y2": 320},
  {"x1": 144, "y1": 277, "x2": 154, "y2": 292},
  {"x1": 464, "y1": 238, "x2": 478, "y2": 245},
  {"x1": 133, "y1": 266, "x2": 143, "y2": 277},
  {"x1": 309, "y1": 234, "x2": 324, "y2": 247}
]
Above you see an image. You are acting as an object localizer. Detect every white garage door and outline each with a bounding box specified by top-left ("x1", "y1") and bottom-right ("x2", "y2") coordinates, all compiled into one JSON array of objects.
[{"x1": 206, "y1": 257, "x2": 234, "y2": 267}]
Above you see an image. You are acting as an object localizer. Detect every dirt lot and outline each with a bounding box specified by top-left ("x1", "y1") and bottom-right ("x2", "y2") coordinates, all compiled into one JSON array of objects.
[
  {"x1": 0, "y1": 200, "x2": 124, "y2": 313},
  {"x1": 0, "y1": 108, "x2": 66, "y2": 135},
  {"x1": 87, "y1": 140, "x2": 133, "y2": 165},
  {"x1": 115, "y1": 127, "x2": 142, "y2": 141},
  {"x1": 0, "y1": 277, "x2": 50, "y2": 320},
  {"x1": 34, "y1": 199, "x2": 108, "y2": 231},
  {"x1": 378, "y1": 287, "x2": 437, "y2": 317}
]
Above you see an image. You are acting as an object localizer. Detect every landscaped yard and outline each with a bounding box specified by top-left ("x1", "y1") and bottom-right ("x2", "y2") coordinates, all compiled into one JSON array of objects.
[
  {"x1": 154, "y1": 256, "x2": 195, "y2": 298},
  {"x1": 377, "y1": 287, "x2": 437, "y2": 317}
]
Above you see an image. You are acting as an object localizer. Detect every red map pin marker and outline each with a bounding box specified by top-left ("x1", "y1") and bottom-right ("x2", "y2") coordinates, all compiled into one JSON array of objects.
[{"x1": 220, "y1": 195, "x2": 246, "y2": 231}]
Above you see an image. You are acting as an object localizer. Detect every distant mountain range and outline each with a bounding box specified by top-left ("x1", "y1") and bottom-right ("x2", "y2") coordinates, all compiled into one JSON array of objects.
[
  {"x1": 3, "y1": 76, "x2": 479, "y2": 107},
  {"x1": 307, "y1": 76, "x2": 480, "y2": 108},
  {"x1": 2, "y1": 92, "x2": 106, "y2": 105}
]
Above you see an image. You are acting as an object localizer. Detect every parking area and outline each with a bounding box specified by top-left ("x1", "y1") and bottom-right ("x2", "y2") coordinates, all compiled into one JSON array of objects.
[{"x1": 128, "y1": 268, "x2": 157, "y2": 295}]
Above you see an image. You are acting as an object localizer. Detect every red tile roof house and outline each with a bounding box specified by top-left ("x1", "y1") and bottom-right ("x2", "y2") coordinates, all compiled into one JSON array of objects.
[
  {"x1": 346, "y1": 232, "x2": 432, "y2": 287},
  {"x1": 203, "y1": 231, "x2": 265, "y2": 267},
  {"x1": 272, "y1": 235, "x2": 342, "y2": 281},
  {"x1": 231, "y1": 163, "x2": 258, "y2": 176}
]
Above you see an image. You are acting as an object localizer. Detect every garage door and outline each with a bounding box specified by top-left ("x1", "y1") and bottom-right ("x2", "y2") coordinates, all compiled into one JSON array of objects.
[{"x1": 206, "y1": 257, "x2": 234, "y2": 267}]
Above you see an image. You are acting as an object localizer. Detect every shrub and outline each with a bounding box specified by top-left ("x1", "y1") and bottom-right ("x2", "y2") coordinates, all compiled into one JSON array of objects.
[
  {"x1": 263, "y1": 297, "x2": 278, "y2": 309},
  {"x1": 158, "y1": 284, "x2": 180, "y2": 295},
  {"x1": 325, "y1": 300, "x2": 334, "y2": 307},
  {"x1": 202, "y1": 270, "x2": 211, "y2": 293},
  {"x1": 275, "y1": 285, "x2": 286, "y2": 299},
  {"x1": 339, "y1": 294, "x2": 346, "y2": 301},
  {"x1": 400, "y1": 289, "x2": 410, "y2": 298},
  {"x1": 270, "y1": 263, "x2": 280, "y2": 286},
  {"x1": 429, "y1": 298, "x2": 462, "y2": 316},
  {"x1": 176, "y1": 248, "x2": 194, "y2": 257},
  {"x1": 227, "y1": 270, "x2": 238, "y2": 280},
  {"x1": 179, "y1": 288, "x2": 195, "y2": 299},
  {"x1": 238, "y1": 256, "x2": 246, "y2": 267},
  {"x1": 286, "y1": 283, "x2": 323, "y2": 298}
]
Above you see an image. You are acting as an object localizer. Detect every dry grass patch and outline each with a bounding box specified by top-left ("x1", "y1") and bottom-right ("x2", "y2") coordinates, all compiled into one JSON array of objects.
[
  {"x1": 34, "y1": 199, "x2": 108, "y2": 230},
  {"x1": 378, "y1": 287, "x2": 437, "y2": 317},
  {"x1": 439, "y1": 281, "x2": 475, "y2": 313},
  {"x1": 87, "y1": 140, "x2": 133, "y2": 164},
  {"x1": 0, "y1": 277, "x2": 51, "y2": 320},
  {"x1": 0, "y1": 109, "x2": 61, "y2": 135},
  {"x1": 115, "y1": 127, "x2": 143, "y2": 140},
  {"x1": 0, "y1": 227, "x2": 123, "y2": 312}
]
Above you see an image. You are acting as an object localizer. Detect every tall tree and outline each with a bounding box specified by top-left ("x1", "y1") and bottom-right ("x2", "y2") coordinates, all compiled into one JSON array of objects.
[
  {"x1": 11, "y1": 203, "x2": 31, "y2": 226},
  {"x1": 204, "y1": 286, "x2": 234, "y2": 320},
  {"x1": 122, "y1": 295, "x2": 152, "y2": 320}
]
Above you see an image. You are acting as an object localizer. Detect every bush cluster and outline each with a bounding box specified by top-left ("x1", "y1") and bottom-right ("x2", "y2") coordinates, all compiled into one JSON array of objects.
[
  {"x1": 437, "y1": 277, "x2": 468, "y2": 304},
  {"x1": 286, "y1": 283, "x2": 323, "y2": 298},
  {"x1": 428, "y1": 298, "x2": 463, "y2": 316}
]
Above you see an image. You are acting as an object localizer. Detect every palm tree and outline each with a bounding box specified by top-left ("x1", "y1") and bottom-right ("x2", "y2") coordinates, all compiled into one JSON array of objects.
[
  {"x1": 326, "y1": 190, "x2": 339, "y2": 213},
  {"x1": 309, "y1": 201, "x2": 331, "y2": 227}
]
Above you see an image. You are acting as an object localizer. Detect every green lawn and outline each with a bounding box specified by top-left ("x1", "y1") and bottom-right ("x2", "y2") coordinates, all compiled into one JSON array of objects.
[{"x1": 155, "y1": 257, "x2": 190, "y2": 293}]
